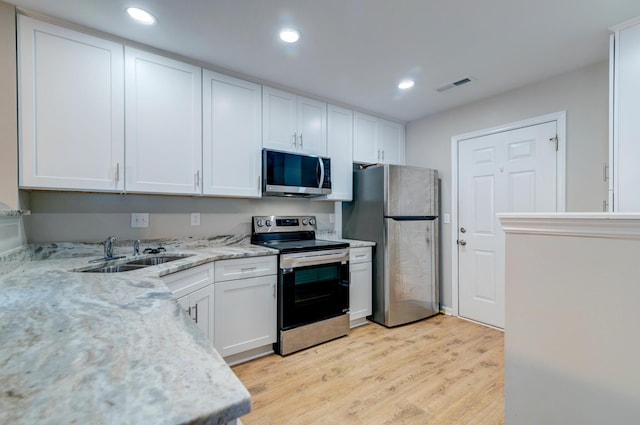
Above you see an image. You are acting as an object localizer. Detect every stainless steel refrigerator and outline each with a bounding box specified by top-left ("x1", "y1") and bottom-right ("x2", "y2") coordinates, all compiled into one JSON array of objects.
[{"x1": 343, "y1": 164, "x2": 439, "y2": 327}]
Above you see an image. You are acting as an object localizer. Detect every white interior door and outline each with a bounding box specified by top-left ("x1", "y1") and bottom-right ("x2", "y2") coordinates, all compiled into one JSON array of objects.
[{"x1": 458, "y1": 121, "x2": 558, "y2": 328}]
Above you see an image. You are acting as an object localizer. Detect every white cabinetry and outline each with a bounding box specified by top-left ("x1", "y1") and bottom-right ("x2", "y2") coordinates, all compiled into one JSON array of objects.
[
  {"x1": 202, "y1": 70, "x2": 262, "y2": 197},
  {"x1": 349, "y1": 247, "x2": 372, "y2": 328},
  {"x1": 325, "y1": 105, "x2": 353, "y2": 201},
  {"x1": 163, "y1": 263, "x2": 215, "y2": 342},
  {"x1": 213, "y1": 256, "x2": 277, "y2": 363},
  {"x1": 125, "y1": 47, "x2": 202, "y2": 195},
  {"x1": 263, "y1": 87, "x2": 327, "y2": 155},
  {"x1": 18, "y1": 16, "x2": 124, "y2": 191},
  {"x1": 610, "y1": 18, "x2": 640, "y2": 211},
  {"x1": 353, "y1": 112, "x2": 405, "y2": 165}
]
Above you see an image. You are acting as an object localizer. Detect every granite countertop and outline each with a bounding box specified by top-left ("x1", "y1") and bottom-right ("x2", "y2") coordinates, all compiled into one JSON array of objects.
[
  {"x1": 0, "y1": 235, "x2": 278, "y2": 425},
  {"x1": 315, "y1": 232, "x2": 376, "y2": 248}
]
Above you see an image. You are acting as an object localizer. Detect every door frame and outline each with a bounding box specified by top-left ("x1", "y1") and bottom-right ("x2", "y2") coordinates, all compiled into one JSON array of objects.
[{"x1": 450, "y1": 111, "x2": 567, "y2": 319}]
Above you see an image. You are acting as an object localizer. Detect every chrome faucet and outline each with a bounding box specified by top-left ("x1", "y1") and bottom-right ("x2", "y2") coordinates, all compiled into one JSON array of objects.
[
  {"x1": 133, "y1": 240, "x2": 141, "y2": 256},
  {"x1": 104, "y1": 236, "x2": 116, "y2": 259}
]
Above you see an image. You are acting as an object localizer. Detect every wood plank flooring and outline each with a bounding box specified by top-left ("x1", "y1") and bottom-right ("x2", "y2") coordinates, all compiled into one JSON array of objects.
[{"x1": 232, "y1": 315, "x2": 504, "y2": 425}]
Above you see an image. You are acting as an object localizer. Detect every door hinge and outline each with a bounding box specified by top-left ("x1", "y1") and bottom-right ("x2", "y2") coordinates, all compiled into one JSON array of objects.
[{"x1": 549, "y1": 134, "x2": 558, "y2": 151}]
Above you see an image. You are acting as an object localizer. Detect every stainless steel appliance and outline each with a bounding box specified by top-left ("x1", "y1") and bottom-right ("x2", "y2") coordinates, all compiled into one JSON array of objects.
[
  {"x1": 343, "y1": 164, "x2": 439, "y2": 327},
  {"x1": 262, "y1": 149, "x2": 332, "y2": 197},
  {"x1": 251, "y1": 216, "x2": 350, "y2": 355}
]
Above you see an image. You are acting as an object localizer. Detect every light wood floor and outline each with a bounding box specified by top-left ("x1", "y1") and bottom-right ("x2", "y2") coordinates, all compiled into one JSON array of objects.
[{"x1": 232, "y1": 315, "x2": 504, "y2": 425}]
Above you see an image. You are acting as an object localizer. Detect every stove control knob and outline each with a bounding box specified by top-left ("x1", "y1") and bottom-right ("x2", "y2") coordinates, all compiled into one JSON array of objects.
[
  {"x1": 265, "y1": 219, "x2": 273, "y2": 227},
  {"x1": 309, "y1": 218, "x2": 316, "y2": 226},
  {"x1": 256, "y1": 219, "x2": 264, "y2": 227},
  {"x1": 302, "y1": 218, "x2": 309, "y2": 225}
]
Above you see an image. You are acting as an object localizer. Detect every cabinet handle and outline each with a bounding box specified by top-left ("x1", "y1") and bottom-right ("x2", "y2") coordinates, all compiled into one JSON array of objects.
[
  {"x1": 272, "y1": 283, "x2": 276, "y2": 299},
  {"x1": 377, "y1": 149, "x2": 381, "y2": 161},
  {"x1": 292, "y1": 133, "x2": 298, "y2": 148},
  {"x1": 195, "y1": 170, "x2": 200, "y2": 188},
  {"x1": 193, "y1": 304, "x2": 198, "y2": 323},
  {"x1": 299, "y1": 134, "x2": 303, "y2": 148},
  {"x1": 241, "y1": 266, "x2": 257, "y2": 272},
  {"x1": 115, "y1": 162, "x2": 120, "y2": 183},
  {"x1": 257, "y1": 175, "x2": 261, "y2": 190}
]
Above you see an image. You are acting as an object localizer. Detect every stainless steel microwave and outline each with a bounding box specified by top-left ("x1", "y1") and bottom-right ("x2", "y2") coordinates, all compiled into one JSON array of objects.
[{"x1": 262, "y1": 149, "x2": 332, "y2": 197}]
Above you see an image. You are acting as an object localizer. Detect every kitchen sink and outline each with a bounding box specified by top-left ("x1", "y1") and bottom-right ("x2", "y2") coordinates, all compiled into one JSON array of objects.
[
  {"x1": 82, "y1": 264, "x2": 148, "y2": 273},
  {"x1": 79, "y1": 254, "x2": 194, "y2": 273},
  {"x1": 125, "y1": 254, "x2": 193, "y2": 266}
]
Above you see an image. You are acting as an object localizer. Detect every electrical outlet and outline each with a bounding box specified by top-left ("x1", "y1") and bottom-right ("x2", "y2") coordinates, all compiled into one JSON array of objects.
[
  {"x1": 443, "y1": 213, "x2": 451, "y2": 224},
  {"x1": 191, "y1": 212, "x2": 200, "y2": 226},
  {"x1": 131, "y1": 213, "x2": 149, "y2": 228},
  {"x1": 329, "y1": 213, "x2": 335, "y2": 224}
]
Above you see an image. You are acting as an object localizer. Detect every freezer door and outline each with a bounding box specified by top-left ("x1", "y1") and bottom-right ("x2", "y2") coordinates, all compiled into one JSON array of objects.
[
  {"x1": 384, "y1": 217, "x2": 439, "y2": 326},
  {"x1": 385, "y1": 165, "x2": 438, "y2": 217}
]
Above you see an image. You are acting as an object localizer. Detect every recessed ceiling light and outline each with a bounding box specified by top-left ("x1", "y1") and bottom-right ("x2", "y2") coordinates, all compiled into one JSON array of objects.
[
  {"x1": 127, "y1": 7, "x2": 156, "y2": 25},
  {"x1": 398, "y1": 79, "x2": 415, "y2": 90},
  {"x1": 279, "y1": 28, "x2": 301, "y2": 43}
]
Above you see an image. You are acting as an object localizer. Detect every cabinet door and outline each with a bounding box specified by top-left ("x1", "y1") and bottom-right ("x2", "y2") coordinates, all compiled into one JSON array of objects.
[
  {"x1": 349, "y1": 261, "x2": 372, "y2": 325},
  {"x1": 378, "y1": 119, "x2": 405, "y2": 165},
  {"x1": 125, "y1": 47, "x2": 202, "y2": 194},
  {"x1": 297, "y1": 96, "x2": 327, "y2": 156},
  {"x1": 325, "y1": 105, "x2": 353, "y2": 201},
  {"x1": 18, "y1": 16, "x2": 124, "y2": 191},
  {"x1": 262, "y1": 86, "x2": 297, "y2": 152},
  {"x1": 353, "y1": 112, "x2": 378, "y2": 164},
  {"x1": 614, "y1": 22, "x2": 640, "y2": 211},
  {"x1": 190, "y1": 284, "x2": 215, "y2": 342},
  {"x1": 203, "y1": 70, "x2": 262, "y2": 197},
  {"x1": 214, "y1": 275, "x2": 277, "y2": 357}
]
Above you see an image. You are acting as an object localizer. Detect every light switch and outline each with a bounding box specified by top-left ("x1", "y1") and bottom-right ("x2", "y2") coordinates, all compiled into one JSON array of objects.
[{"x1": 443, "y1": 213, "x2": 450, "y2": 224}]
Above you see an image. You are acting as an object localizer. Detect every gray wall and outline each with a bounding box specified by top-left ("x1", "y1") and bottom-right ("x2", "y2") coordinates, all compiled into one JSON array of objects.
[
  {"x1": 0, "y1": 1, "x2": 18, "y2": 210},
  {"x1": 24, "y1": 192, "x2": 336, "y2": 242},
  {"x1": 405, "y1": 60, "x2": 609, "y2": 309}
]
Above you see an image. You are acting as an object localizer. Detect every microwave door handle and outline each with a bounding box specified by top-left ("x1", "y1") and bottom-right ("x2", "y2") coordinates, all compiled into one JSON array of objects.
[{"x1": 318, "y1": 157, "x2": 325, "y2": 188}]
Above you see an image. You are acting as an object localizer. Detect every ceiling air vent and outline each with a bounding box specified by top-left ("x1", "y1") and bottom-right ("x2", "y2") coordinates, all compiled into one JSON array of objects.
[{"x1": 436, "y1": 77, "x2": 473, "y2": 92}]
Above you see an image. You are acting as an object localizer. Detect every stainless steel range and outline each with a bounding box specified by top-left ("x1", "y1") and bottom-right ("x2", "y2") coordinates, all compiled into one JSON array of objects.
[{"x1": 251, "y1": 215, "x2": 350, "y2": 355}]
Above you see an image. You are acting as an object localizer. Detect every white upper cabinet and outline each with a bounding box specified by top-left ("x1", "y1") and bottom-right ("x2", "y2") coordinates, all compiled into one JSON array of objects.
[
  {"x1": 325, "y1": 105, "x2": 353, "y2": 201},
  {"x1": 18, "y1": 16, "x2": 124, "y2": 191},
  {"x1": 263, "y1": 87, "x2": 327, "y2": 156},
  {"x1": 125, "y1": 47, "x2": 202, "y2": 195},
  {"x1": 610, "y1": 18, "x2": 640, "y2": 212},
  {"x1": 353, "y1": 112, "x2": 405, "y2": 165},
  {"x1": 377, "y1": 118, "x2": 406, "y2": 165},
  {"x1": 202, "y1": 70, "x2": 262, "y2": 197}
]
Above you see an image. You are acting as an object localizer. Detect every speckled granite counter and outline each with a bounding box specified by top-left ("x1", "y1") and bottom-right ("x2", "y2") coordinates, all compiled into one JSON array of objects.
[
  {"x1": 315, "y1": 232, "x2": 376, "y2": 248},
  {"x1": 0, "y1": 235, "x2": 277, "y2": 425}
]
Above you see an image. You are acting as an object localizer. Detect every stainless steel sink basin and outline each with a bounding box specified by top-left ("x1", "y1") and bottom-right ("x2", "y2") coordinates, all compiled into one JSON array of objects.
[
  {"x1": 125, "y1": 254, "x2": 193, "y2": 266},
  {"x1": 82, "y1": 264, "x2": 148, "y2": 273}
]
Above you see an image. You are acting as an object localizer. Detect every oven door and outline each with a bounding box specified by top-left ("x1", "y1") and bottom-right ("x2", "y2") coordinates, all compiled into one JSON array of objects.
[{"x1": 279, "y1": 249, "x2": 349, "y2": 330}]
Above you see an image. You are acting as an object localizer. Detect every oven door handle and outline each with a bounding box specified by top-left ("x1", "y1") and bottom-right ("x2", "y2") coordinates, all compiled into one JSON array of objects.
[{"x1": 280, "y1": 252, "x2": 349, "y2": 269}]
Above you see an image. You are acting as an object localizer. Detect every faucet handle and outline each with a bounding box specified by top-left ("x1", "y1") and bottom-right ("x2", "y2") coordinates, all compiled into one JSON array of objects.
[{"x1": 134, "y1": 240, "x2": 141, "y2": 256}]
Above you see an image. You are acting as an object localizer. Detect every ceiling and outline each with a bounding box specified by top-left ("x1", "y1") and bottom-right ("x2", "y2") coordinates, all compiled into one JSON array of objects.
[{"x1": 7, "y1": 0, "x2": 640, "y2": 122}]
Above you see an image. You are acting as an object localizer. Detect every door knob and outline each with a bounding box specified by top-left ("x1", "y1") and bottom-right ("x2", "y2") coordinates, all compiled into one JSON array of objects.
[
  {"x1": 460, "y1": 227, "x2": 466, "y2": 233},
  {"x1": 457, "y1": 239, "x2": 467, "y2": 246}
]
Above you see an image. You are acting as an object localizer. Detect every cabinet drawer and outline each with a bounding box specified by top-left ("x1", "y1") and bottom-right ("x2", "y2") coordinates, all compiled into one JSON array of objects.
[
  {"x1": 214, "y1": 256, "x2": 277, "y2": 282},
  {"x1": 162, "y1": 263, "x2": 215, "y2": 298},
  {"x1": 350, "y1": 247, "x2": 372, "y2": 264}
]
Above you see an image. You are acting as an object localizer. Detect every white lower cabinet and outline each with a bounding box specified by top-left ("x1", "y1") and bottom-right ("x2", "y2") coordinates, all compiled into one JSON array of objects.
[
  {"x1": 163, "y1": 263, "x2": 215, "y2": 342},
  {"x1": 349, "y1": 247, "x2": 373, "y2": 328},
  {"x1": 213, "y1": 256, "x2": 277, "y2": 363}
]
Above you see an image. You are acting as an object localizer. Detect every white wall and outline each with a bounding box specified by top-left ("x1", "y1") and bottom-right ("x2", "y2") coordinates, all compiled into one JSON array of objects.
[
  {"x1": 406, "y1": 61, "x2": 609, "y2": 309},
  {"x1": 24, "y1": 191, "x2": 336, "y2": 242},
  {"x1": 501, "y1": 214, "x2": 640, "y2": 424}
]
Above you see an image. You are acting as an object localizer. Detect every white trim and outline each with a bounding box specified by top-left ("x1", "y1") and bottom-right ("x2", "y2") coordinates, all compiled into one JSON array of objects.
[
  {"x1": 440, "y1": 306, "x2": 454, "y2": 316},
  {"x1": 450, "y1": 111, "x2": 567, "y2": 318},
  {"x1": 498, "y1": 212, "x2": 640, "y2": 239},
  {"x1": 609, "y1": 16, "x2": 640, "y2": 32},
  {"x1": 609, "y1": 33, "x2": 616, "y2": 211}
]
